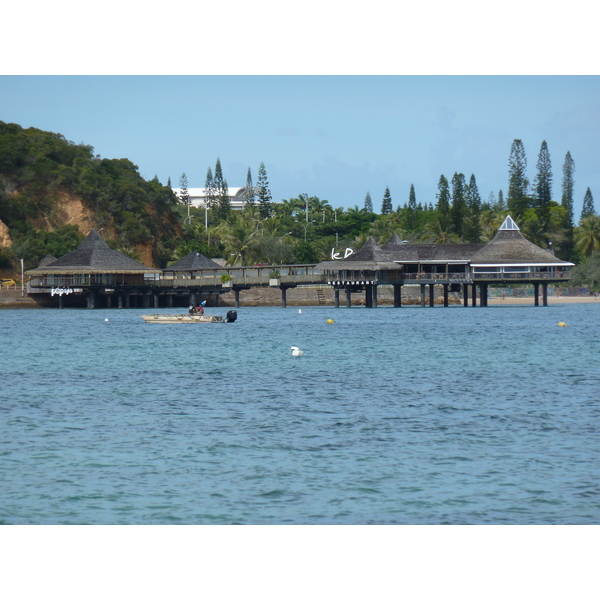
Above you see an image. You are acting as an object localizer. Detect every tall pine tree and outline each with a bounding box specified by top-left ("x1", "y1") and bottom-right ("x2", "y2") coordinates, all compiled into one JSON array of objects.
[
  {"x1": 364, "y1": 191, "x2": 373, "y2": 213},
  {"x1": 534, "y1": 140, "x2": 553, "y2": 230},
  {"x1": 213, "y1": 158, "x2": 231, "y2": 221},
  {"x1": 179, "y1": 173, "x2": 190, "y2": 224},
  {"x1": 405, "y1": 184, "x2": 418, "y2": 232},
  {"x1": 256, "y1": 162, "x2": 272, "y2": 219},
  {"x1": 561, "y1": 151, "x2": 575, "y2": 227},
  {"x1": 381, "y1": 187, "x2": 392, "y2": 214},
  {"x1": 244, "y1": 167, "x2": 255, "y2": 206},
  {"x1": 507, "y1": 139, "x2": 529, "y2": 219},
  {"x1": 497, "y1": 189, "x2": 505, "y2": 211},
  {"x1": 436, "y1": 175, "x2": 451, "y2": 223},
  {"x1": 204, "y1": 167, "x2": 215, "y2": 211},
  {"x1": 451, "y1": 172, "x2": 467, "y2": 238},
  {"x1": 581, "y1": 187, "x2": 595, "y2": 221},
  {"x1": 464, "y1": 174, "x2": 482, "y2": 243}
]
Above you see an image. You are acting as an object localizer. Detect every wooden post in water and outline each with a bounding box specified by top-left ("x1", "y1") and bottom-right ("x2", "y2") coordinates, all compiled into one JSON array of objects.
[
  {"x1": 234, "y1": 289, "x2": 241, "y2": 308},
  {"x1": 534, "y1": 282, "x2": 540, "y2": 306},
  {"x1": 429, "y1": 283, "x2": 435, "y2": 307},
  {"x1": 334, "y1": 288, "x2": 340, "y2": 308},
  {"x1": 345, "y1": 288, "x2": 352, "y2": 308},
  {"x1": 281, "y1": 286, "x2": 287, "y2": 308},
  {"x1": 393, "y1": 284, "x2": 402, "y2": 307},
  {"x1": 471, "y1": 283, "x2": 477, "y2": 307},
  {"x1": 373, "y1": 284, "x2": 378, "y2": 308},
  {"x1": 443, "y1": 284, "x2": 449, "y2": 307},
  {"x1": 481, "y1": 283, "x2": 488, "y2": 307},
  {"x1": 463, "y1": 283, "x2": 469, "y2": 307},
  {"x1": 542, "y1": 282, "x2": 548, "y2": 306},
  {"x1": 420, "y1": 284, "x2": 426, "y2": 307},
  {"x1": 365, "y1": 285, "x2": 373, "y2": 308}
]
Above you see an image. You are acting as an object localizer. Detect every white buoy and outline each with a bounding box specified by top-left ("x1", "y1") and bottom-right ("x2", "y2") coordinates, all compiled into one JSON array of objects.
[
  {"x1": 291, "y1": 346, "x2": 304, "y2": 356},
  {"x1": 105, "y1": 318, "x2": 109, "y2": 322},
  {"x1": 298, "y1": 309, "x2": 302, "y2": 314}
]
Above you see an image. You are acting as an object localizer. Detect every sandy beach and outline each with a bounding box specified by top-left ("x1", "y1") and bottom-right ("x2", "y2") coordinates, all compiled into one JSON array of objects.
[{"x1": 487, "y1": 295, "x2": 600, "y2": 305}]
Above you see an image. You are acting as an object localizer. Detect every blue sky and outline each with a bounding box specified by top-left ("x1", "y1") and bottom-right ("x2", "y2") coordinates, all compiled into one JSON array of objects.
[{"x1": 2, "y1": 75, "x2": 598, "y2": 218}]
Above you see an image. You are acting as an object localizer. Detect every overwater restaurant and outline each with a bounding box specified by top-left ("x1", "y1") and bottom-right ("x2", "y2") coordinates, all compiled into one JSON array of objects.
[{"x1": 315, "y1": 216, "x2": 574, "y2": 307}]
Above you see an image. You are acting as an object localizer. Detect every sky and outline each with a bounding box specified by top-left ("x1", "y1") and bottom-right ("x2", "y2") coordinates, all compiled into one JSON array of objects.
[{"x1": 3, "y1": 75, "x2": 598, "y2": 219}]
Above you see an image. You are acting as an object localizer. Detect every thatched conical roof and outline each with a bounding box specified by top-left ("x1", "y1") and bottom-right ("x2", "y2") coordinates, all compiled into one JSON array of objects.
[
  {"x1": 166, "y1": 251, "x2": 221, "y2": 271},
  {"x1": 470, "y1": 216, "x2": 573, "y2": 265},
  {"x1": 38, "y1": 255, "x2": 58, "y2": 267},
  {"x1": 26, "y1": 229, "x2": 160, "y2": 274}
]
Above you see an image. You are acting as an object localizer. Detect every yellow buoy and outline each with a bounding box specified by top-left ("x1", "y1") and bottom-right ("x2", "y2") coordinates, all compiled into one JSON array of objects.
[
  {"x1": 558, "y1": 321, "x2": 567, "y2": 327},
  {"x1": 327, "y1": 318, "x2": 335, "y2": 324}
]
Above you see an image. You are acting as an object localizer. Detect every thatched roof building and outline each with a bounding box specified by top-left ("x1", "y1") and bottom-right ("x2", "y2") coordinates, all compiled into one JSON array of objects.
[
  {"x1": 165, "y1": 251, "x2": 222, "y2": 272},
  {"x1": 315, "y1": 215, "x2": 573, "y2": 278},
  {"x1": 470, "y1": 216, "x2": 570, "y2": 266},
  {"x1": 316, "y1": 237, "x2": 404, "y2": 272},
  {"x1": 26, "y1": 229, "x2": 161, "y2": 276}
]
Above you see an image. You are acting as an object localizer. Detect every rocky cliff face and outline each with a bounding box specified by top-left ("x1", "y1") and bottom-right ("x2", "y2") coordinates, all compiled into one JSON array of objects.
[
  {"x1": 0, "y1": 219, "x2": 11, "y2": 248},
  {"x1": 1, "y1": 187, "x2": 181, "y2": 268},
  {"x1": 30, "y1": 191, "x2": 95, "y2": 237}
]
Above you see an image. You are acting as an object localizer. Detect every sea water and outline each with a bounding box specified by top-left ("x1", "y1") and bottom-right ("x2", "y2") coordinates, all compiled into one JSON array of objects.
[{"x1": 1, "y1": 303, "x2": 599, "y2": 525}]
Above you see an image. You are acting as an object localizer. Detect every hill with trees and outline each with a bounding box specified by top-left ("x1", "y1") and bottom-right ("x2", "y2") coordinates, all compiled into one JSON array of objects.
[
  {"x1": 1, "y1": 122, "x2": 599, "y2": 289},
  {"x1": 0, "y1": 121, "x2": 182, "y2": 273}
]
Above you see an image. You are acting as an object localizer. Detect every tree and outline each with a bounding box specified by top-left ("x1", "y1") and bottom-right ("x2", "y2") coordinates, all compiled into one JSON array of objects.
[
  {"x1": 581, "y1": 187, "x2": 595, "y2": 221},
  {"x1": 405, "y1": 184, "x2": 418, "y2": 232},
  {"x1": 212, "y1": 158, "x2": 231, "y2": 221},
  {"x1": 204, "y1": 167, "x2": 215, "y2": 210},
  {"x1": 574, "y1": 215, "x2": 600, "y2": 256},
  {"x1": 464, "y1": 174, "x2": 482, "y2": 243},
  {"x1": 451, "y1": 172, "x2": 467, "y2": 238},
  {"x1": 507, "y1": 139, "x2": 529, "y2": 219},
  {"x1": 179, "y1": 173, "x2": 190, "y2": 224},
  {"x1": 381, "y1": 187, "x2": 392, "y2": 215},
  {"x1": 436, "y1": 175, "x2": 450, "y2": 220},
  {"x1": 561, "y1": 151, "x2": 576, "y2": 227},
  {"x1": 570, "y1": 251, "x2": 600, "y2": 291},
  {"x1": 534, "y1": 140, "x2": 553, "y2": 230},
  {"x1": 497, "y1": 189, "x2": 505, "y2": 211},
  {"x1": 256, "y1": 162, "x2": 272, "y2": 219},
  {"x1": 244, "y1": 167, "x2": 255, "y2": 206},
  {"x1": 364, "y1": 191, "x2": 373, "y2": 213}
]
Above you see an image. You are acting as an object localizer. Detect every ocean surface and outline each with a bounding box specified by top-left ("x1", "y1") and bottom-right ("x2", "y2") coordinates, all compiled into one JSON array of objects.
[{"x1": 1, "y1": 302, "x2": 599, "y2": 525}]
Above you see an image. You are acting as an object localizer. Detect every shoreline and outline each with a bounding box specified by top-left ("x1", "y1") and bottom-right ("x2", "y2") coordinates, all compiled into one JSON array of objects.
[{"x1": 487, "y1": 296, "x2": 600, "y2": 305}]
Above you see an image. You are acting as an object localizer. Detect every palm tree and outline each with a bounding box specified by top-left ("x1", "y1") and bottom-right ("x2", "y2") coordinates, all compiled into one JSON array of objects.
[
  {"x1": 217, "y1": 213, "x2": 257, "y2": 266},
  {"x1": 575, "y1": 215, "x2": 600, "y2": 256},
  {"x1": 369, "y1": 214, "x2": 406, "y2": 245},
  {"x1": 420, "y1": 216, "x2": 460, "y2": 244}
]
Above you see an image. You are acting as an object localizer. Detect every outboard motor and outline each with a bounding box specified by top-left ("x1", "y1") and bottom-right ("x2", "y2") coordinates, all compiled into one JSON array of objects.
[{"x1": 226, "y1": 310, "x2": 237, "y2": 323}]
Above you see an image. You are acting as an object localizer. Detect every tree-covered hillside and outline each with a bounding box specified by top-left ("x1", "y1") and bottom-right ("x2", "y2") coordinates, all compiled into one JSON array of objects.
[{"x1": 0, "y1": 121, "x2": 181, "y2": 270}]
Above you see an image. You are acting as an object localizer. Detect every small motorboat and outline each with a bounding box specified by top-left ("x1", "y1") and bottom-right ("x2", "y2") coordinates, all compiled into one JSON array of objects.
[{"x1": 141, "y1": 310, "x2": 237, "y2": 324}]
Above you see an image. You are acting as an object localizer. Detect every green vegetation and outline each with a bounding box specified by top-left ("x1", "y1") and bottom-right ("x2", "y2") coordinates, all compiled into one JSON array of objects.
[
  {"x1": 1, "y1": 123, "x2": 598, "y2": 287},
  {"x1": 0, "y1": 121, "x2": 180, "y2": 270}
]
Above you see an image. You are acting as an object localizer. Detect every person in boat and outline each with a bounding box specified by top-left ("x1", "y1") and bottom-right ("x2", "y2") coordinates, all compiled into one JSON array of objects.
[{"x1": 198, "y1": 301, "x2": 205, "y2": 315}]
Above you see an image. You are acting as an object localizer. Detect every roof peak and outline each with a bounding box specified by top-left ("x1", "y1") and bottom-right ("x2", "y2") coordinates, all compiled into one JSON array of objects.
[{"x1": 499, "y1": 215, "x2": 520, "y2": 231}]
